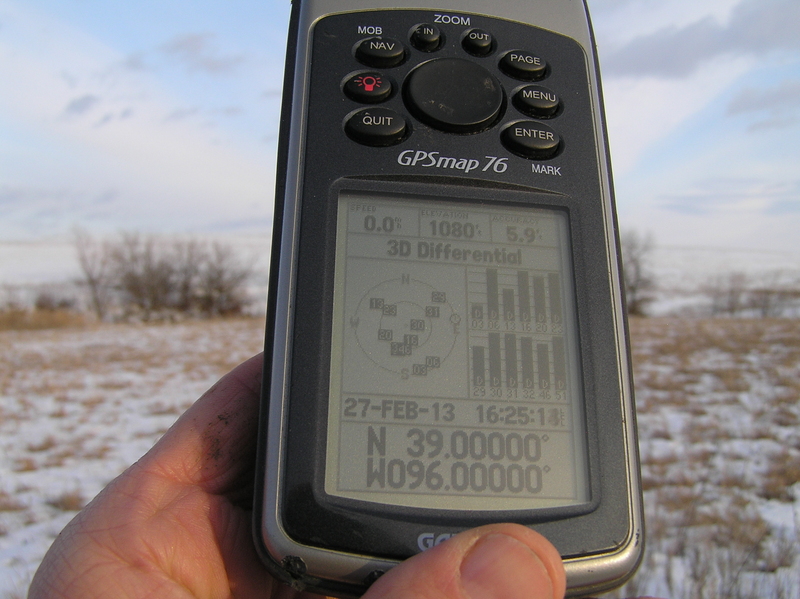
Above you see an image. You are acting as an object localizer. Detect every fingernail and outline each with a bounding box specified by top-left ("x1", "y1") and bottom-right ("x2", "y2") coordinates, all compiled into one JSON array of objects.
[{"x1": 461, "y1": 533, "x2": 556, "y2": 599}]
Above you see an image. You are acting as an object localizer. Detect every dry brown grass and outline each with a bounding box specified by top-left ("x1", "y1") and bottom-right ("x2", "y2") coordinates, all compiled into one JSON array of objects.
[
  {"x1": 0, "y1": 491, "x2": 26, "y2": 513},
  {"x1": 0, "y1": 308, "x2": 87, "y2": 331},
  {"x1": 26, "y1": 437, "x2": 57, "y2": 453},
  {"x1": 629, "y1": 317, "x2": 800, "y2": 372},
  {"x1": 148, "y1": 403, "x2": 183, "y2": 415},
  {"x1": 46, "y1": 490, "x2": 86, "y2": 512},
  {"x1": 620, "y1": 317, "x2": 800, "y2": 598},
  {"x1": 760, "y1": 449, "x2": 800, "y2": 501},
  {"x1": 81, "y1": 444, "x2": 112, "y2": 460},
  {"x1": 11, "y1": 457, "x2": 38, "y2": 473},
  {"x1": 0, "y1": 316, "x2": 267, "y2": 580},
  {"x1": 0, "y1": 316, "x2": 265, "y2": 395},
  {"x1": 3, "y1": 316, "x2": 795, "y2": 598}
]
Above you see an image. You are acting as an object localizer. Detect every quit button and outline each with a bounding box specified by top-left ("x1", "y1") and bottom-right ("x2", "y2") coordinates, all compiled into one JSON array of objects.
[{"x1": 345, "y1": 107, "x2": 407, "y2": 146}]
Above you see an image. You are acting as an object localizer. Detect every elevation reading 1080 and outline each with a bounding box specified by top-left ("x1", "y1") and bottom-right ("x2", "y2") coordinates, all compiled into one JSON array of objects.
[{"x1": 325, "y1": 192, "x2": 589, "y2": 511}]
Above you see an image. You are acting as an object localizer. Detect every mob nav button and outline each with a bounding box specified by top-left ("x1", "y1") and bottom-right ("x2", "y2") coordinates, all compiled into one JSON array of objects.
[{"x1": 345, "y1": 107, "x2": 407, "y2": 146}]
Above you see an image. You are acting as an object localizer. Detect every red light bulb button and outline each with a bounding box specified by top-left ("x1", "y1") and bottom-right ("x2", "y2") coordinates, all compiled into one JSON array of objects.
[{"x1": 344, "y1": 71, "x2": 393, "y2": 103}]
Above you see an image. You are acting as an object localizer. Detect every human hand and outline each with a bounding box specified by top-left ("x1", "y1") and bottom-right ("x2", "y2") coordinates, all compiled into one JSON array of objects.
[{"x1": 28, "y1": 353, "x2": 566, "y2": 599}]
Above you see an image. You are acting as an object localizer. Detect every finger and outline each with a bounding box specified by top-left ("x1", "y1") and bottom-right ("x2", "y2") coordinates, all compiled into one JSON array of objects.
[
  {"x1": 137, "y1": 353, "x2": 265, "y2": 494},
  {"x1": 364, "y1": 523, "x2": 566, "y2": 599}
]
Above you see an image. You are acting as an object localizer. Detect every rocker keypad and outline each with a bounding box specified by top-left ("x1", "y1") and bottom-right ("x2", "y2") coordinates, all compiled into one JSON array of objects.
[
  {"x1": 404, "y1": 58, "x2": 503, "y2": 133},
  {"x1": 341, "y1": 17, "x2": 567, "y2": 159}
]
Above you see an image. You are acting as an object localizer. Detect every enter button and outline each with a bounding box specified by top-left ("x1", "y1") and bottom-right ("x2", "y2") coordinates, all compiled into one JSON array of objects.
[{"x1": 501, "y1": 121, "x2": 561, "y2": 159}]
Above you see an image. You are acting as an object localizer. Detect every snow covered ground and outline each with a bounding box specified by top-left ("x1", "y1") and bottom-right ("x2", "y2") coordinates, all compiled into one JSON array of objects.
[
  {"x1": 647, "y1": 246, "x2": 800, "y2": 318},
  {"x1": 0, "y1": 318, "x2": 265, "y2": 597},
  {"x1": 614, "y1": 318, "x2": 800, "y2": 599},
  {"x1": 1, "y1": 317, "x2": 799, "y2": 598}
]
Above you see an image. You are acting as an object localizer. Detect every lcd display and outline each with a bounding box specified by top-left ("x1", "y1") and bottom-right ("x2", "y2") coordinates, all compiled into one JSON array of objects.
[{"x1": 325, "y1": 192, "x2": 589, "y2": 510}]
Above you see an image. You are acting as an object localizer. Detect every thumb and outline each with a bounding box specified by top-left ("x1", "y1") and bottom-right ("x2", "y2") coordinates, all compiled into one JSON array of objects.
[{"x1": 362, "y1": 523, "x2": 566, "y2": 599}]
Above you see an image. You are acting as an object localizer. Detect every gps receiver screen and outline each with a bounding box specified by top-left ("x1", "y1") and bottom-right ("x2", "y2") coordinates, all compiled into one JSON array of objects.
[{"x1": 325, "y1": 192, "x2": 589, "y2": 511}]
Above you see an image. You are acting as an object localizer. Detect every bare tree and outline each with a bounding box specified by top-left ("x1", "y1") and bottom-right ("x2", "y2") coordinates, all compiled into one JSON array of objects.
[
  {"x1": 620, "y1": 229, "x2": 656, "y2": 316},
  {"x1": 747, "y1": 271, "x2": 794, "y2": 318},
  {"x1": 74, "y1": 229, "x2": 255, "y2": 320},
  {"x1": 34, "y1": 290, "x2": 76, "y2": 311},
  {"x1": 73, "y1": 227, "x2": 112, "y2": 320},
  {"x1": 171, "y1": 238, "x2": 207, "y2": 312},
  {"x1": 703, "y1": 272, "x2": 749, "y2": 316},
  {"x1": 196, "y1": 241, "x2": 253, "y2": 315},
  {"x1": 110, "y1": 233, "x2": 175, "y2": 320}
]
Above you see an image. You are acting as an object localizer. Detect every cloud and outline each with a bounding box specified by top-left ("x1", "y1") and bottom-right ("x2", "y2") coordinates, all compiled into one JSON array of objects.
[
  {"x1": 603, "y1": 0, "x2": 800, "y2": 78},
  {"x1": 591, "y1": 0, "x2": 638, "y2": 9},
  {"x1": 94, "y1": 112, "x2": 114, "y2": 127},
  {"x1": 214, "y1": 106, "x2": 244, "y2": 117},
  {"x1": 90, "y1": 107, "x2": 136, "y2": 128},
  {"x1": 119, "y1": 52, "x2": 149, "y2": 72},
  {"x1": 727, "y1": 79, "x2": 800, "y2": 115},
  {"x1": 63, "y1": 94, "x2": 100, "y2": 116},
  {"x1": 767, "y1": 199, "x2": 800, "y2": 215},
  {"x1": 164, "y1": 107, "x2": 199, "y2": 121},
  {"x1": 0, "y1": 185, "x2": 36, "y2": 207},
  {"x1": 0, "y1": 2, "x2": 274, "y2": 232},
  {"x1": 726, "y1": 79, "x2": 800, "y2": 131},
  {"x1": 602, "y1": 57, "x2": 753, "y2": 175},
  {"x1": 744, "y1": 116, "x2": 799, "y2": 133},
  {"x1": 61, "y1": 71, "x2": 79, "y2": 89},
  {"x1": 159, "y1": 33, "x2": 244, "y2": 75},
  {"x1": 657, "y1": 177, "x2": 800, "y2": 215},
  {"x1": 92, "y1": 189, "x2": 118, "y2": 205},
  {"x1": 0, "y1": 185, "x2": 106, "y2": 228}
]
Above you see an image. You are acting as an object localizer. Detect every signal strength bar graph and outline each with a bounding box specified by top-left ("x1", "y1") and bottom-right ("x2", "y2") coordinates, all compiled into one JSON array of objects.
[
  {"x1": 467, "y1": 266, "x2": 568, "y2": 395},
  {"x1": 470, "y1": 268, "x2": 562, "y2": 326},
  {"x1": 470, "y1": 333, "x2": 566, "y2": 391}
]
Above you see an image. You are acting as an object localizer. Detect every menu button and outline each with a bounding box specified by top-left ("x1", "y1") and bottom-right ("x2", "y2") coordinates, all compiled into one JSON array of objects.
[{"x1": 513, "y1": 85, "x2": 561, "y2": 118}]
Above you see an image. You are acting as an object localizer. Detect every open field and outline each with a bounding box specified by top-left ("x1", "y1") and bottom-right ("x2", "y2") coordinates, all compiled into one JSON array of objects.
[
  {"x1": 2, "y1": 317, "x2": 799, "y2": 598},
  {"x1": 0, "y1": 317, "x2": 266, "y2": 597},
  {"x1": 617, "y1": 318, "x2": 800, "y2": 599}
]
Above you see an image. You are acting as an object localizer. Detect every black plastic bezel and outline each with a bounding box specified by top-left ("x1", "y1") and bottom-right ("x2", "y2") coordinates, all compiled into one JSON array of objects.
[{"x1": 280, "y1": 172, "x2": 630, "y2": 560}]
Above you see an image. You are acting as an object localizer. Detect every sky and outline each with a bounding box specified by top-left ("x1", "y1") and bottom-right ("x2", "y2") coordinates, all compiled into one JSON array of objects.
[{"x1": 1, "y1": 0, "x2": 798, "y2": 260}]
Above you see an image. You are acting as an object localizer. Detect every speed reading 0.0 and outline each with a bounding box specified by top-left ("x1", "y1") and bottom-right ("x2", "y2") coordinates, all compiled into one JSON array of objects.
[{"x1": 325, "y1": 194, "x2": 588, "y2": 511}]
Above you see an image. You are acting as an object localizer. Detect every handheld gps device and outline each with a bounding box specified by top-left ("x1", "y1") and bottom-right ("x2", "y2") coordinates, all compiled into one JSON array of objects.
[{"x1": 254, "y1": 0, "x2": 643, "y2": 596}]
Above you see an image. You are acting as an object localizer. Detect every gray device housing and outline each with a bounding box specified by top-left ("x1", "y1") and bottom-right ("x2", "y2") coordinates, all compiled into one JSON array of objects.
[{"x1": 255, "y1": 1, "x2": 643, "y2": 596}]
